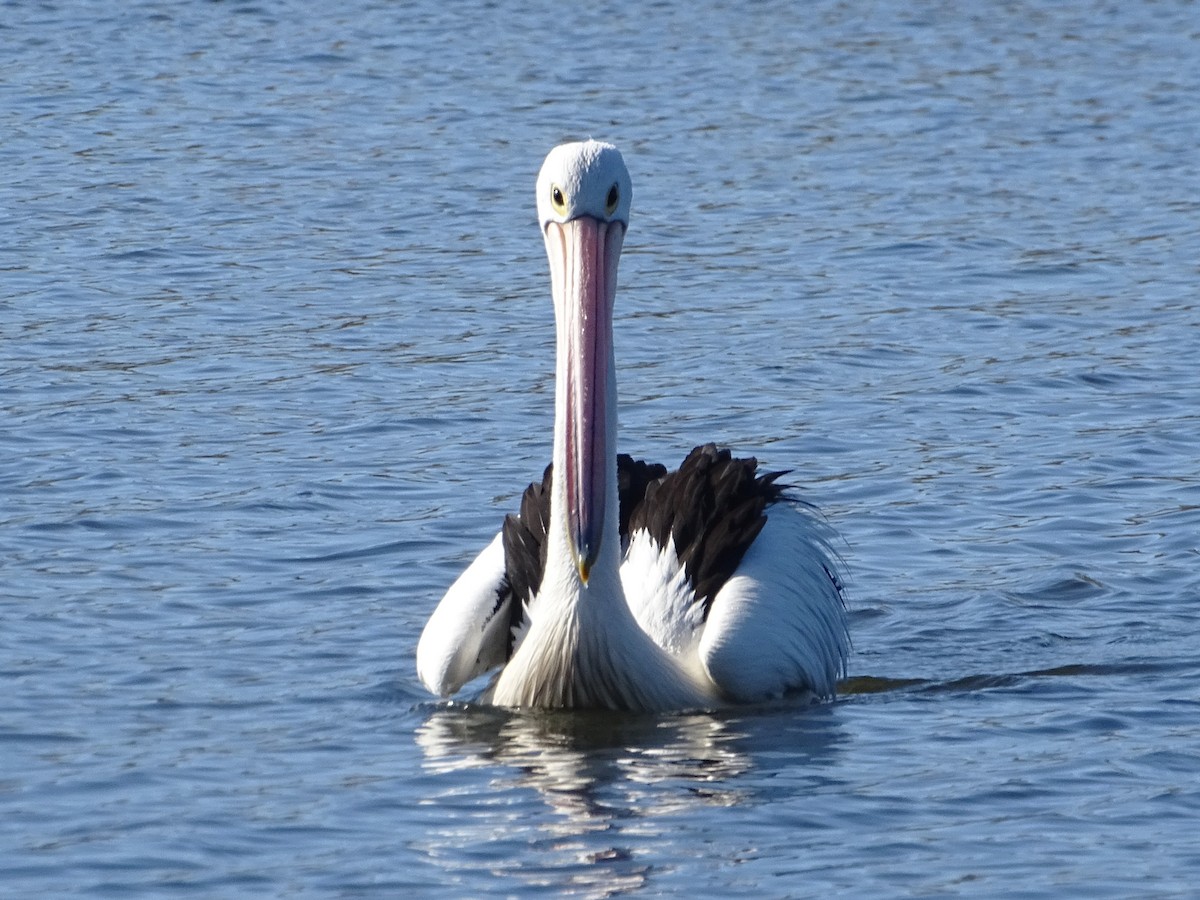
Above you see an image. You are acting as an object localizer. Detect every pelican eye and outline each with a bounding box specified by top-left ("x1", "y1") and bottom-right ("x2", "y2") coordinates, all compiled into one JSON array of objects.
[
  {"x1": 550, "y1": 185, "x2": 567, "y2": 215},
  {"x1": 605, "y1": 183, "x2": 619, "y2": 215}
]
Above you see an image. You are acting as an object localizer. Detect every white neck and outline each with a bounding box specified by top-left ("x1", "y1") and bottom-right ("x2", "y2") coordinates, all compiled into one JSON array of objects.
[{"x1": 488, "y1": 306, "x2": 713, "y2": 711}]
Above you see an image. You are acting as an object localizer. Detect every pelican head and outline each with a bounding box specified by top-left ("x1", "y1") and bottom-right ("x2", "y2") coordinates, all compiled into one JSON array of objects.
[
  {"x1": 536, "y1": 141, "x2": 632, "y2": 584},
  {"x1": 536, "y1": 141, "x2": 633, "y2": 227}
]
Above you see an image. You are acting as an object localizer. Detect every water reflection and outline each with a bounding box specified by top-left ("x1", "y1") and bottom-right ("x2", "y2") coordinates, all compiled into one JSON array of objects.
[
  {"x1": 418, "y1": 704, "x2": 752, "y2": 797},
  {"x1": 413, "y1": 701, "x2": 844, "y2": 896}
]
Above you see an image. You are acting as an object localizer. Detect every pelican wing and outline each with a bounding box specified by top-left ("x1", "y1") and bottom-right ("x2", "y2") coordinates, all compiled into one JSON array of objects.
[
  {"x1": 698, "y1": 504, "x2": 849, "y2": 701},
  {"x1": 416, "y1": 534, "x2": 513, "y2": 696},
  {"x1": 622, "y1": 445, "x2": 849, "y2": 703},
  {"x1": 416, "y1": 464, "x2": 553, "y2": 697}
]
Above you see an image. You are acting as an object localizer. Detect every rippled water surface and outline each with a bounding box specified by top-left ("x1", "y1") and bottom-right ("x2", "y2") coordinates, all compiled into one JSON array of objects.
[{"x1": 4, "y1": 1, "x2": 1199, "y2": 895}]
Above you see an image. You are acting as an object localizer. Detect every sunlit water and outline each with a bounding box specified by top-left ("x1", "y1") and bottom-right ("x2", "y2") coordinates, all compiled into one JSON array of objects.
[{"x1": 3, "y1": 1, "x2": 1199, "y2": 895}]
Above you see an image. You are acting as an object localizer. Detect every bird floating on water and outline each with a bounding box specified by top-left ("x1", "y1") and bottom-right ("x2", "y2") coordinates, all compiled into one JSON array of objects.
[{"x1": 417, "y1": 141, "x2": 849, "y2": 712}]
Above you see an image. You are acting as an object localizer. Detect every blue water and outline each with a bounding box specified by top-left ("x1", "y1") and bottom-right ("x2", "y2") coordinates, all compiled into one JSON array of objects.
[{"x1": 3, "y1": 0, "x2": 1199, "y2": 895}]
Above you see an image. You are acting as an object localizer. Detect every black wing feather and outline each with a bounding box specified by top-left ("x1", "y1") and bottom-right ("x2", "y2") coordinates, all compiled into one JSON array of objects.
[
  {"x1": 627, "y1": 443, "x2": 785, "y2": 615},
  {"x1": 499, "y1": 445, "x2": 785, "y2": 647}
]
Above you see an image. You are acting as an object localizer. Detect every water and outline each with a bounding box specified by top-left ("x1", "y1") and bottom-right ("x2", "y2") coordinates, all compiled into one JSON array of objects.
[{"x1": 3, "y1": 0, "x2": 1199, "y2": 895}]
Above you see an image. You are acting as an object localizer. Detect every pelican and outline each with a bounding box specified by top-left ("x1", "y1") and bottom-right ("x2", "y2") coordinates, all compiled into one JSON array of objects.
[{"x1": 417, "y1": 141, "x2": 849, "y2": 711}]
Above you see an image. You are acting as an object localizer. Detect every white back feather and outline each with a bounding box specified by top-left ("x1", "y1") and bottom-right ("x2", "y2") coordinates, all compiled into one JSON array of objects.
[
  {"x1": 620, "y1": 530, "x2": 705, "y2": 656},
  {"x1": 698, "y1": 505, "x2": 849, "y2": 701}
]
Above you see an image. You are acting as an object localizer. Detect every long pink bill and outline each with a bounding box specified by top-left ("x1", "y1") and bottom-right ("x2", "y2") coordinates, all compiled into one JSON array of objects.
[{"x1": 546, "y1": 216, "x2": 625, "y2": 583}]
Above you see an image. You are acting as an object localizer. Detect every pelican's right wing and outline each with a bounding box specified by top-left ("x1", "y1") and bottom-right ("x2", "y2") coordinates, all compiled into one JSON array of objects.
[
  {"x1": 416, "y1": 534, "x2": 514, "y2": 697},
  {"x1": 416, "y1": 466, "x2": 551, "y2": 698}
]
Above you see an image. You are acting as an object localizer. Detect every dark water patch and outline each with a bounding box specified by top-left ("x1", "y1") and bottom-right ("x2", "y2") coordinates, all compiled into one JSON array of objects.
[
  {"x1": 281, "y1": 537, "x2": 444, "y2": 565},
  {"x1": 1005, "y1": 572, "x2": 1108, "y2": 605},
  {"x1": 838, "y1": 675, "x2": 928, "y2": 695},
  {"x1": 0, "y1": 729, "x2": 85, "y2": 746},
  {"x1": 841, "y1": 658, "x2": 1192, "y2": 700}
]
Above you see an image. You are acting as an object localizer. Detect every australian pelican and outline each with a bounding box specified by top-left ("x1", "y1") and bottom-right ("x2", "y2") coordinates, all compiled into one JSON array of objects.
[{"x1": 417, "y1": 141, "x2": 849, "y2": 711}]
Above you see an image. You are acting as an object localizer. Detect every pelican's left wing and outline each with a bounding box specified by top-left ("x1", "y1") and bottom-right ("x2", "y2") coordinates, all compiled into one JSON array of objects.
[
  {"x1": 621, "y1": 444, "x2": 849, "y2": 703},
  {"x1": 699, "y1": 504, "x2": 849, "y2": 702}
]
